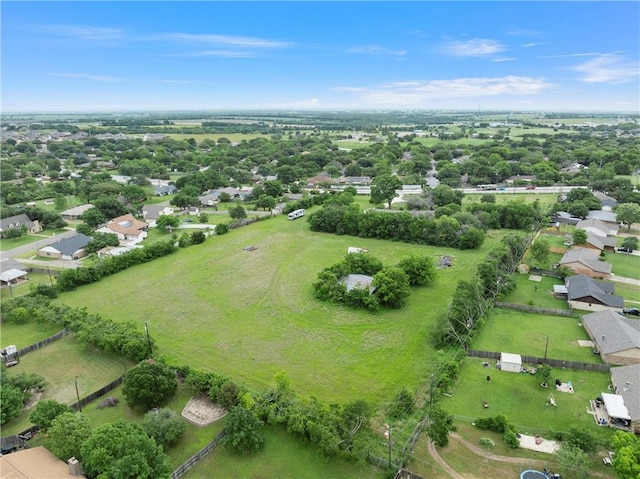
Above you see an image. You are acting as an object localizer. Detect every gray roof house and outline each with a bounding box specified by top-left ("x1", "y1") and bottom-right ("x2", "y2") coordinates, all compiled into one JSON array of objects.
[
  {"x1": 576, "y1": 218, "x2": 618, "y2": 237},
  {"x1": 60, "y1": 204, "x2": 94, "y2": 220},
  {"x1": 582, "y1": 232, "x2": 617, "y2": 252},
  {"x1": 154, "y1": 184, "x2": 177, "y2": 196},
  {"x1": 593, "y1": 192, "x2": 618, "y2": 211},
  {"x1": 587, "y1": 210, "x2": 618, "y2": 225},
  {"x1": 559, "y1": 248, "x2": 612, "y2": 279},
  {"x1": 565, "y1": 275, "x2": 624, "y2": 312},
  {"x1": 38, "y1": 233, "x2": 91, "y2": 260},
  {"x1": 610, "y1": 364, "x2": 640, "y2": 432},
  {"x1": 0, "y1": 214, "x2": 41, "y2": 236},
  {"x1": 141, "y1": 205, "x2": 174, "y2": 226},
  {"x1": 582, "y1": 310, "x2": 640, "y2": 365}
]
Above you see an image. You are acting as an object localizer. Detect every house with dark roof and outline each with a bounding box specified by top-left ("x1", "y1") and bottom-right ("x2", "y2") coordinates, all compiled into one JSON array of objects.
[
  {"x1": 97, "y1": 214, "x2": 148, "y2": 241},
  {"x1": 593, "y1": 192, "x2": 618, "y2": 211},
  {"x1": 549, "y1": 211, "x2": 581, "y2": 226},
  {"x1": 559, "y1": 248, "x2": 612, "y2": 279},
  {"x1": 0, "y1": 214, "x2": 41, "y2": 237},
  {"x1": 574, "y1": 232, "x2": 617, "y2": 253},
  {"x1": 38, "y1": 233, "x2": 91, "y2": 260},
  {"x1": 582, "y1": 310, "x2": 640, "y2": 365},
  {"x1": 565, "y1": 275, "x2": 624, "y2": 312},
  {"x1": 576, "y1": 218, "x2": 618, "y2": 237},
  {"x1": 153, "y1": 184, "x2": 177, "y2": 196},
  {"x1": 610, "y1": 364, "x2": 640, "y2": 433},
  {"x1": 587, "y1": 210, "x2": 618, "y2": 226}
]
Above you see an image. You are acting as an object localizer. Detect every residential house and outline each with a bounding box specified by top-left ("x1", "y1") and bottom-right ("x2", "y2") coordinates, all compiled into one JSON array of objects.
[
  {"x1": 0, "y1": 446, "x2": 85, "y2": 478},
  {"x1": 306, "y1": 172, "x2": 333, "y2": 188},
  {"x1": 0, "y1": 214, "x2": 42, "y2": 237},
  {"x1": 610, "y1": 364, "x2": 640, "y2": 433},
  {"x1": 97, "y1": 214, "x2": 148, "y2": 241},
  {"x1": 38, "y1": 233, "x2": 91, "y2": 260},
  {"x1": 60, "y1": 204, "x2": 94, "y2": 220},
  {"x1": 559, "y1": 248, "x2": 612, "y2": 279},
  {"x1": 575, "y1": 218, "x2": 618, "y2": 237},
  {"x1": 587, "y1": 210, "x2": 618, "y2": 227},
  {"x1": 592, "y1": 192, "x2": 618, "y2": 211},
  {"x1": 565, "y1": 275, "x2": 624, "y2": 312},
  {"x1": 154, "y1": 184, "x2": 177, "y2": 196},
  {"x1": 338, "y1": 176, "x2": 372, "y2": 185},
  {"x1": 574, "y1": 232, "x2": 617, "y2": 253},
  {"x1": 582, "y1": 310, "x2": 640, "y2": 366},
  {"x1": 0, "y1": 268, "x2": 28, "y2": 286},
  {"x1": 549, "y1": 211, "x2": 581, "y2": 227},
  {"x1": 141, "y1": 204, "x2": 175, "y2": 227}
]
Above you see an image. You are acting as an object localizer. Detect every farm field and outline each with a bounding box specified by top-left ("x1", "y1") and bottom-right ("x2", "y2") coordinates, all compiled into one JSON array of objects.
[
  {"x1": 441, "y1": 358, "x2": 614, "y2": 441},
  {"x1": 57, "y1": 215, "x2": 503, "y2": 405},
  {"x1": 473, "y1": 309, "x2": 598, "y2": 364}
]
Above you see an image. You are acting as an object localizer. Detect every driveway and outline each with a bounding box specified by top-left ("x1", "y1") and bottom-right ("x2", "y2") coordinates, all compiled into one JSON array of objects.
[{"x1": 610, "y1": 275, "x2": 640, "y2": 286}]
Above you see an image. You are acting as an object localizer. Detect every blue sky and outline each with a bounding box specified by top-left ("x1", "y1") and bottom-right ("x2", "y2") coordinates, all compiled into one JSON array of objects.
[{"x1": 2, "y1": 1, "x2": 639, "y2": 112}]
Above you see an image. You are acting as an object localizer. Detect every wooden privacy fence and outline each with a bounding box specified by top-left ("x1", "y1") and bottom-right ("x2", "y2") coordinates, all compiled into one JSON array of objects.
[
  {"x1": 70, "y1": 376, "x2": 124, "y2": 412},
  {"x1": 1, "y1": 329, "x2": 70, "y2": 363},
  {"x1": 468, "y1": 349, "x2": 610, "y2": 373},
  {"x1": 171, "y1": 430, "x2": 227, "y2": 479},
  {"x1": 495, "y1": 302, "x2": 573, "y2": 317}
]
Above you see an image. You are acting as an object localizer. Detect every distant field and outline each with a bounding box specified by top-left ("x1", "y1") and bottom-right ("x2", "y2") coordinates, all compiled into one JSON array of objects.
[
  {"x1": 57, "y1": 215, "x2": 504, "y2": 405},
  {"x1": 165, "y1": 133, "x2": 271, "y2": 142},
  {"x1": 463, "y1": 193, "x2": 558, "y2": 207}
]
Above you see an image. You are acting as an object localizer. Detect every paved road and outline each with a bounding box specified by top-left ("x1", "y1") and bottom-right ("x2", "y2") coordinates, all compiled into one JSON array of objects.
[{"x1": 1, "y1": 229, "x2": 78, "y2": 260}]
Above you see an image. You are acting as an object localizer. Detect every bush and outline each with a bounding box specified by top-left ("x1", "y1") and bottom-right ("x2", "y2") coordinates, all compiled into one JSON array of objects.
[
  {"x1": 479, "y1": 437, "x2": 496, "y2": 448},
  {"x1": 504, "y1": 429, "x2": 520, "y2": 448},
  {"x1": 29, "y1": 400, "x2": 72, "y2": 430},
  {"x1": 474, "y1": 414, "x2": 513, "y2": 433},
  {"x1": 122, "y1": 361, "x2": 178, "y2": 411},
  {"x1": 141, "y1": 408, "x2": 186, "y2": 449}
]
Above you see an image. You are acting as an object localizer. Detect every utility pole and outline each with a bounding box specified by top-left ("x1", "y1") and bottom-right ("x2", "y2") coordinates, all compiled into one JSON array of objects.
[
  {"x1": 544, "y1": 336, "x2": 549, "y2": 360},
  {"x1": 74, "y1": 376, "x2": 82, "y2": 412},
  {"x1": 144, "y1": 321, "x2": 153, "y2": 357},
  {"x1": 384, "y1": 424, "x2": 392, "y2": 469}
]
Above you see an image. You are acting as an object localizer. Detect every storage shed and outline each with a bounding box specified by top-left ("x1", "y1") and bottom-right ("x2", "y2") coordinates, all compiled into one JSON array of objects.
[{"x1": 500, "y1": 352, "x2": 522, "y2": 373}]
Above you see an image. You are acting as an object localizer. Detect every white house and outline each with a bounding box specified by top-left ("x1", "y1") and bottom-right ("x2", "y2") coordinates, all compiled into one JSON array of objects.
[{"x1": 141, "y1": 205, "x2": 175, "y2": 227}]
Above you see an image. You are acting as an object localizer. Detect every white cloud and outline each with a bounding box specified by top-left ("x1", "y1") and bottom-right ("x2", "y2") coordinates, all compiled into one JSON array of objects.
[
  {"x1": 522, "y1": 42, "x2": 547, "y2": 48},
  {"x1": 492, "y1": 57, "x2": 516, "y2": 63},
  {"x1": 540, "y1": 52, "x2": 601, "y2": 59},
  {"x1": 347, "y1": 45, "x2": 407, "y2": 56},
  {"x1": 573, "y1": 54, "x2": 640, "y2": 84},
  {"x1": 39, "y1": 24, "x2": 124, "y2": 42},
  {"x1": 335, "y1": 76, "x2": 551, "y2": 105},
  {"x1": 156, "y1": 33, "x2": 292, "y2": 48},
  {"x1": 443, "y1": 38, "x2": 506, "y2": 57},
  {"x1": 49, "y1": 73, "x2": 123, "y2": 82}
]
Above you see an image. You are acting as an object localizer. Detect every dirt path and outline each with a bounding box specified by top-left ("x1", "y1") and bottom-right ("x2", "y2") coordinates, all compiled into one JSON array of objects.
[{"x1": 426, "y1": 439, "x2": 464, "y2": 479}]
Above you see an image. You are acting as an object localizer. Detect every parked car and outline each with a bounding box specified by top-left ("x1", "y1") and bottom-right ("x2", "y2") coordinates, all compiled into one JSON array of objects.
[
  {"x1": 622, "y1": 307, "x2": 640, "y2": 316},
  {"x1": 183, "y1": 217, "x2": 193, "y2": 223},
  {"x1": 497, "y1": 186, "x2": 506, "y2": 191},
  {"x1": 526, "y1": 185, "x2": 536, "y2": 190},
  {"x1": 618, "y1": 247, "x2": 633, "y2": 253}
]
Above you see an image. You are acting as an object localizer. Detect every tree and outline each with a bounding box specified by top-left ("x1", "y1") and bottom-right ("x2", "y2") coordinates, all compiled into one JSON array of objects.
[
  {"x1": 156, "y1": 215, "x2": 180, "y2": 232},
  {"x1": 432, "y1": 184, "x2": 464, "y2": 207},
  {"x1": 80, "y1": 419, "x2": 170, "y2": 479},
  {"x1": 528, "y1": 237, "x2": 550, "y2": 267},
  {"x1": 611, "y1": 430, "x2": 640, "y2": 479},
  {"x1": 537, "y1": 365, "x2": 552, "y2": 388},
  {"x1": 191, "y1": 230, "x2": 206, "y2": 244},
  {"x1": 427, "y1": 405, "x2": 456, "y2": 447},
  {"x1": 122, "y1": 361, "x2": 178, "y2": 411},
  {"x1": 397, "y1": 255, "x2": 437, "y2": 286},
  {"x1": 54, "y1": 194, "x2": 68, "y2": 211},
  {"x1": 29, "y1": 399, "x2": 72, "y2": 430},
  {"x1": 572, "y1": 228, "x2": 588, "y2": 245},
  {"x1": 141, "y1": 408, "x2": 186, "y2": 449},
  {"x1": 556, "y1": 443, "x2": 591, "y2": 479},
  {"x1": 221, "y1": 406, "x2": 266, "y2": 454},
  {"x1": 388, "y1": 386, "x2": 414, "y2": 419},
  {"x1": 263, "y1": 180, "x2": 283, "y2": 198},
  {"x1": 370, "y1": 174, "x2": 402, "y2": 209},
  {"x1": 616, "y1": 203, "x2": 640, "y2": 231},
  {"x1": 229, "y1": 205, "x2": 247, "y2": 220},
  {"x1": 0, "y1": 383, "x2": 25, "y2": 424},
  {"x1": 621, "y1": 236, "x2": 639, "y2": 252},
  {"x1": 567, "y1": 201, "x2": 589, "y2": 219},
  {"x1": 255, "y1": 195, "x2": 276, "y2": 211},
  {"x1": 48, "y1": 412, "x2": 92, "y2": 462},
  {"x1": 85, "y1": 232, "x2": 120, "y2": 254},
  {"x1": 564, "y1": 424, "x2": 596, "y2": 453},
  {"x1": 81, "y1": 207, "x2": 106, "y2": 229},
  {"x1": 372, "y1": 267, "x2": 411, "y2": 309}
]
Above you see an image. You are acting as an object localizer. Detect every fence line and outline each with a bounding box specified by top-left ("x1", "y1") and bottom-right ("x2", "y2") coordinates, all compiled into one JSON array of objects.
[
  {"x1": 467, "y1": 349, "x2": 610, "y2": 373},
  {"x1": 171, "y1": 430, "x2": 227, "y2": 479},
  {"x1": 1, "y1": 328, "x2": 70, "y2": 363},
  {"x1": 494, "y1": 302, "x2": 573, "y2": 317},
  {"x1": 26, "y1": 267, "x2": 61, "y2": 276},
  {"x1": 70, "y1": 376, "x2": 124, "y2": 412},
  {"x1": 528, "y1": 268, "x2": 563, "y2": 279}
]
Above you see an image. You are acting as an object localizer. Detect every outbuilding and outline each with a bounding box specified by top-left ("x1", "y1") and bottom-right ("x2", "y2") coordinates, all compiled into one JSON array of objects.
[{"x1": 499, "y1": 352, "x2": 522, "y2": 373}]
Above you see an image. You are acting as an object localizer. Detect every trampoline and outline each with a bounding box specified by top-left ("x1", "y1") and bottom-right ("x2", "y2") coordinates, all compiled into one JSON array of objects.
[{"x1": 521, "y1": 471, "x2": 548, "y2": 479}]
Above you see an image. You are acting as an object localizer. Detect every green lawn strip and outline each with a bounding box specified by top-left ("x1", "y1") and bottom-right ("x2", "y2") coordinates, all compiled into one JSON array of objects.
[
  {"x1": 603, "y1": 251, "x2": 640, "y2": 280},
  {"x1": 442, "y1": 358, "x2": 615, "y2": 443},
  {"x1": 500, "y1": 274, "x2": 568, "y2": 310},
  {"x1": 0, "y1": 319, "x2": 62, "y2": 349},
  {"x1": 463, "y1": 193, "x2": 558, "y2": 208},
  {"x1": 182, "y1": 424, "x2": 382, "y2": 479},
  {"x1": 57, "y1": 218, "x2": 502, "y2": 405},
  {"x1": 612, "y1": 281, "x2": 640, "y2": 303},
  {"x1": 474, "y1": 309, "x2": 598, "y2": 364}
]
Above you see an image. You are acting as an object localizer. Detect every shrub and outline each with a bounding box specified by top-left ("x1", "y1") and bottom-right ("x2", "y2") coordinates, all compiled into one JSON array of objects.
[
  {"x1": 474, "y1": 414, "x2": 513, "y2": 433},
  {"x1": 504, "y1": 429, "x2": 520, "y2": 449},
  {"x1": 479, "y1": 437, "x2": 496, "y2": 448}
]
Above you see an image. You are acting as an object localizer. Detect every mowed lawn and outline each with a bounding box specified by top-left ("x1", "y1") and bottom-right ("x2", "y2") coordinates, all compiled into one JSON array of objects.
[
  {"x1": 499, "y1": 274, "x2": 569, "y2": 310},
  {"x1": 0, "y1": 319, "x2": 63, "y2": 349},
  {"x1": 473, "y1": 309, "x2": 600, "y2": 364},
  {"x1": 442, "y1": 358, "x2": 614, "y2": 441},
  {"x1": 604, "y1": 251, "x2": 640, "y2": 280},
  {"x1": 58, "y1": 216, "x2": 501, "y2": 405}
]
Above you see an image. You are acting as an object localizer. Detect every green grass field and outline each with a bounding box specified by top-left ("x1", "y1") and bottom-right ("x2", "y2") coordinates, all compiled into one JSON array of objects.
[
  {"x1": 604, "y1": 251, "x2": 640, "y2": 280},
  {"x1": 0, "y1": 318, "x2": 62, "y2": 349},
  {"x1": 473, "y1": 309, "x2": 599, "y2": 364},
  {"x1": 442, "y1": 358, "x2": 614, "y2": 442},
  {"x1": 183, "y1": 424, "x2": 383, "y2": 479},
  {"x1": 57, "y1": 216, "x2": 503, "y2": 405},
  {"x1": 500, "y1": 274, "x2": 569, "y2": 310},
  {"x1": 463, "y1": 193, "x2": 559, "y2": 208}
]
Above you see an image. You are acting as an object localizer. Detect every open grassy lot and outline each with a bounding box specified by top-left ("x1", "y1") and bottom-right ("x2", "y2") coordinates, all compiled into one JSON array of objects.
[
  {"x1": 500, "y1": 274, "x2": 569, "y2": 310},
  {"x1": 0, "y1": 318, "x2": 62, "y2": 349},
  {"x1": 473, "y1": 309, "x2": 598, "y2": 364},
  {"x1": 183, "y1": 424, "x2": 383, "y2": 479},
  {"x1": 604, "y1": 251, "x2": 640, "y2": 280},
  {"x1": 441, "y1": 358, "x2": 614, "y2": 442},
  {"x1": 57, "y1": 216, "x2": 503, "y2": 405},
  {"x1": 2, "y1": 335, "x2": 133, "y2": 435},
  {"x1": 0, "y1": 273, "x2": 57, "y2": 301}
]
